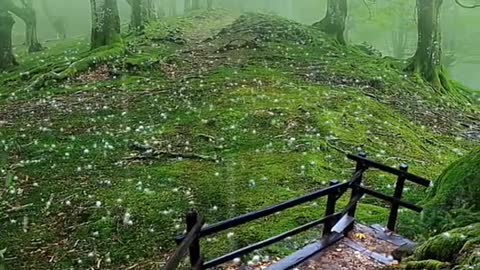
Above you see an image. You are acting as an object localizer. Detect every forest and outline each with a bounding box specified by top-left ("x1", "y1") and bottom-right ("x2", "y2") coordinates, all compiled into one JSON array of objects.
[{"x1": 0, "y1": 0, "x2": 479, "y2": 270}]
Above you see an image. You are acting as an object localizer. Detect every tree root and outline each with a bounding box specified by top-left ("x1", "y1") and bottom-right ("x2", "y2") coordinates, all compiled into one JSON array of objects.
[
  {"x1": 25, "y1": 42, "x2": 126, "y2": 91},
  {"x1": 127, "y1": 142, "x2": 218, "y2": 162}
]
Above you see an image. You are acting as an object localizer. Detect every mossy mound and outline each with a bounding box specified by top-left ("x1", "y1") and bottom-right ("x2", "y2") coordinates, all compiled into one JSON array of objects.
[
  {"x1": 389, "y1": 223, "x2": 480, "y2": 270},
  {"x1": 214, "y1": 13, "x2": 329, "y2": 46},
  {"x1": 422, "y1": 147, "x2": 480, "y2": 231}
]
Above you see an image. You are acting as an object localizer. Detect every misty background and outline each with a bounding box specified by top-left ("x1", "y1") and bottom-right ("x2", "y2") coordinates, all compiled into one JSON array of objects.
[{"x1": 12, "y1": 0, "x2": 480, "y2": 89}]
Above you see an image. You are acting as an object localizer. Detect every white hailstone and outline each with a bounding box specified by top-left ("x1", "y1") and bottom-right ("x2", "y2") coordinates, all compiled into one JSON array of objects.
[
  {"x1": 214, "y1": 172, "x2": 220, "y2": 177},
  {"x1": 227, "y1": 232, "x2": 234, "y2": 239},
  {"x1": 175, "y1": 224, "x2": 181, "y2": 229},
  {"x1": 88, "y1": 252, "x2": 95, "y2": 257},
  {"x1": 65, "y1": 200, "x2": 72, "y2": 206},
  {"x1": 77, "y1": 259, "x2": 83, "y2": 264},
  {"x1": 212, "y1": 206, "x2": 218, "y2": 211},
  {"x1": 443, "y1": 232, "x2": 451, "y2": 238},
  {"x1": 92, "y1": 231, "x2": 99, "y2": 237},
  {"x1": 247, "y1": 261, "x2": 255, "y2": 267},
  {"x1": 300, "y1": 165, "x2": 306, "y2": 170},
  {"x1": 65, "y1": 152, "x2": 70, "y2": 157},
  {"x1": 105, "y1": 257, "x2": 112, "y2": 263},
  {"x1": 252, "y1": 255, "x2": 261, "y2": 264},
  {"x1": 83, "y1": 149, "x2": 90, "y2": 154},
  {"x1": 263, "y1": 255, "x2": 270, "y2": 262},
  {"x1": 149, "y1": 228, "x2": 155, "y2": 233},
  {"x1": 95, "y1": 201, "x2": 102, "y2": 208},
  {"x1": 261, "y1": 176, "x2": 268, "y2": 181},
  {"x1": 33, "y1": 182, "x2": 39, "y2": 187},
  {"x1": 116, "y1": 198, "x2": 123, "y2": 203},
  {"x1": 127, "y1": 220, "x2": 133, "y2": 226},
  {"x1": 249, "y1": 179, "x2": 256, "y2": 188},
  {"x1": 232, "y1": 258, "x2": 241, "y2": 265}
]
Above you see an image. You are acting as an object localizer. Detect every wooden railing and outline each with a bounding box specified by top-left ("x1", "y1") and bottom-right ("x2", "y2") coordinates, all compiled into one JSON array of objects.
[{"x1": 163, "y1": 153, "x2": 431, "y2": 270}]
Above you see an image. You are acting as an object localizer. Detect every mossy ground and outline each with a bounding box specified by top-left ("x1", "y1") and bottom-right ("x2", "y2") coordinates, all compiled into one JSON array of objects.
[{"x1": 0, "y1": 11, "x2": 478, "y2": 269}]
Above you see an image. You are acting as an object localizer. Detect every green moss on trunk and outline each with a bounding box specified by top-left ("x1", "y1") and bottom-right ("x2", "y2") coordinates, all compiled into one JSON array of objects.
[
  {"x1": 407, "y1": 0, "x2": 455, "y2": 95},
  {"x1": 90, "y1": 0, "x2": 122, "y2": 49}
]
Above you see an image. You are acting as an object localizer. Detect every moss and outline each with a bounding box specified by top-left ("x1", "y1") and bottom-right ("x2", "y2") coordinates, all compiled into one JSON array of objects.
[
  {"x1": 413, "y1": 223, "x2": 480, "y2": 262},
  {"x1": 423, "y1": 148, "x2": 480, "y2": 231},
  {"x1": 456, "y1": 237, "x2": 480, "y2": 267},
  {"x1": 404, "y1": 260, "x2": 451, "y2": 270}
]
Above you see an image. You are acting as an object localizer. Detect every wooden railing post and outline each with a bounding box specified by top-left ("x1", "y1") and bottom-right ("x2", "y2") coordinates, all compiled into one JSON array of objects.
[
  {"x1": 387, "y1": 164, "x2": 408, "y2": 231},
  {"x1": 348, "y1": 152, "x2": 367, "y2": 218},
  {"x1": 186, "y1": 211, "x2": 202, "y2": 269},
  {"x1": 323, "y1": 180, "x2": 339, "y2": 236}
]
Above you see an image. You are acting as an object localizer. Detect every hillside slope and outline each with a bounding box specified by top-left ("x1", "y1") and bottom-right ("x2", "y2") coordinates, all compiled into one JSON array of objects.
[{"x1": 0, "y1": 11, "x2": 478, "y2": 269}]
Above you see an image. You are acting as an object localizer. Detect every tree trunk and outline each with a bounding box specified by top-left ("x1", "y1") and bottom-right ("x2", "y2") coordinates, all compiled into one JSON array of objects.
[
  {"x1": 192, "y1": 0, "x2": 200, "y2": 10},
  {"x1": 408, "y1": 0, "x2": 449, "y2": 91},
  {"x1": 184, "y1": 0, "x2": 191, "y2": 12},
  {"x1": 127, "y1": 0, "x2": 156, "y2": 33},
  {"x1": 0, "y1": 9, "x2": 17, "y2": 70},
  {"x1": 90, "y1": 0, "x2": 121, "y2": 49},
  {"x1": 168, "y1": 0, "x2": 177, "y2": 16},
  {"x1": 314, "y1": 0, "x2": 348, "y2": 44},
  {"x1": 39, "y1": 0, "x2": 67, "y2": 39},
  {"x1": 4, "y1": 0, "x2": 43, "y2": 52},
  {"x1": 391, "y1": 17, "x2": 408, "y2": 59},
  {"x1": 207, "y1": 0, "x2": 213, "y2": 10}
]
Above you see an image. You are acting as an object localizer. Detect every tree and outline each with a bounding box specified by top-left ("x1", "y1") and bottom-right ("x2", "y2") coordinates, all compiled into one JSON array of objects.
[
  {"x1": 184, "y1": 0, "x2": 191, "y2": 12},
  {"x1": 90, "y1": 0, "x2": 121, "y2": 49},
  {"x1": 192, "y1": 0, "x2": 200, "y2": 10},
  {"x1": 407, "y1": 0, "x2": 449, "y2": 91},
  {"x1": 207, "y1": 0, "x2": 213, "y2": 10},
  {"x1": 0, "y1": 0, "x2": 42, "y2": 52},
  {"x1": 126, "y1": 0, "x2": 156, "y2": 33},
  {"x1": 0, "y1": 8, "x2": 17, "y2": 70},
  {"x1": 313, "y1": 0, "x2": 348, "y2": 44},
  {"x1": 39, "y1": 0, "x2": 67, "y2": 39}
]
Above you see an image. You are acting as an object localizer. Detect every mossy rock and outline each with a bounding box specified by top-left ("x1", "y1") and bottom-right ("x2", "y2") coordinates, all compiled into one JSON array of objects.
[
  {"x1": 456, "y1": 237, "x2": 480, "y2": 268},
  {"x1": 413, "y1": 223, "x2": 480, "y2": 262},
  {"x1": 423, "y1": 148, "x2": 480, "y2": 231}
]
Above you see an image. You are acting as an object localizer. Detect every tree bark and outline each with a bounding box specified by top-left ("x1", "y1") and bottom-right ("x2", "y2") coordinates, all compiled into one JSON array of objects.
[
  {"x1": 2, "y1": 0, "x2": 43, "y2": 52},
  {"x1": 0, "y1": 9, "x2": 17, "y2": 70},
  {"x1": 90, "y1": 0, "x2": 121, "y2": 49},
  {"x1": 314, "y1": 0, "x2": 348, "y2": 44},
  {"x1": 408, "y1": 0, "x2": 449, "y2": 91}
]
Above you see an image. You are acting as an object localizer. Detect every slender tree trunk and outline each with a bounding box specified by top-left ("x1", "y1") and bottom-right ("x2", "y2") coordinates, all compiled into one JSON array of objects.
[
  {"x1": 127, "y1": 0, "x2": 156, "y2": 33},
  {"x1": 168, "y1": 0, "x2": 177, "y2": 16},
  {"x1": 314, "y1": 0, "x2": 348, "y2": 44},
  {"x1": 90, "y1": 0, "x2": 121, "y2": 49},
  {"x1": 39, "y1": 0, "x2": 67, "y2": 39},
  {"x1": 0, "y1": 9, "x2": 17, "y2": 70},
  {"x1": 392, "y1": 17, "x2": 408, "y2": 59},
  {"x1": 184, "y1": 0, "x2": 191, "y2": 12},
  {"x1": 192, "y1": 0, "x2": 200, "y2": 10},
  {"x1": 207, "y1": 0, "x2": 213, "y2": 10},
  {"x1": 408, "y1": 0, "x2": 449, "y2": 91}
]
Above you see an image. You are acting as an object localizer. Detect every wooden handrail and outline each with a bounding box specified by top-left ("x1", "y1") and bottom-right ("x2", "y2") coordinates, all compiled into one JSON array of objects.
[
  {"x1": 164, "y1": 215, "x2": 204, "y2": 270},
  {"x1": 347, "y1": 154, "x2": 431, "y2": 187},
  {"x1": 176, "y1": 181, "x2": 349, "y2": 243},
  {"x1": 168, "y1": 152, "x2": 431, "y2": 270}
]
